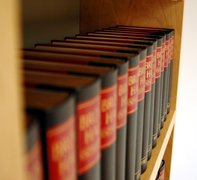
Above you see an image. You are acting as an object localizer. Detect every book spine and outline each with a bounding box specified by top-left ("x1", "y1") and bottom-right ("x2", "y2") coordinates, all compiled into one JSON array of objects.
[
  {"x1": 141, "y1": 53, "x2": 153, "y2": 173},
  {"x1": 148, "y1": 48, "x2": 156, "y2": 160},
  {"x1": 116, "y1": 73, "x2": 128, "y2": 180},
  {"x1": 77, "y1": 95, "x2": 101, "y2": 180},
  {"x1": 161, "y1": 38, "x2": 168, "y2": 127},
  {"x1": 26, "y1": 117, "x2": 44, "y2": 180},
  {"x1": 135, "y1": 57, "x2": 146, "y2": 180},
  {"x1": 100, "y1": 85, "x2": 117, "y2": 180},
  {"x1": 29, "y1": 77, "x2": 101, "y2": 180},
  {"x1": 167, "y1": 34, "x2": 174, "y2": 113},
  {"x1": 26, "y1": 89, "x2": 77, "y2": 180},
  {"x1": 126, "y1": 65, "x2": 139, "y2": 180},
  {"x1": 163, "y1": 38, "x2": 170, "y2": 121},
  {"x1": 46, "y1": 115, "x2": 77, "y2": 180},
  {"x1": 152, "y1": 46, "x2": 162, "y2": 147},
  {"x1": 158, "y1": 41, "x2": 165, "y2": 135},
  {"x1": 166, "y1": 37, "x2": 171, "y2": 116}
]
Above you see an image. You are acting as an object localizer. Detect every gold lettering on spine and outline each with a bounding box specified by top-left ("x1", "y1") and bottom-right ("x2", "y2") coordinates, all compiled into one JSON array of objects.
[
  {"x1": 128, "y1": 76, "x2": 137, "y2": 107},
  {"x1": 145, "y1": 56, "x2": 152, "y2": 92},
  {"x1": 156, "y1": 47, "x2": 162, "y2": 78},
  {"x1": 52, "y1": 136, "x2": 72, "y2": 161},
  {"x1": 118, "y1": 83, "x2": 127, "y2": 97},
  {"x1": 101, "y1": 85, "x2": 117, "y2": 148},
  {"x1": 101, "y1": 95, "x2": 116, "y2": 112},
  {"x1": 58, "y1": 152, "x2": 75, "y2": 177},
  {"x1": 47, "y1": 116, "x2": 76, "y2": 179},
  {"x1": 78, "y1": 96, "x2": 100, "y2": 174},
  {"x1": 117, "y1": 74, "x2": 128, "y2": 128}
]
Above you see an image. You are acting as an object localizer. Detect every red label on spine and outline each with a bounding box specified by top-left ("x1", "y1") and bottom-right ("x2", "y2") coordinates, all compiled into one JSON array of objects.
[
  {"x1": 27, "y1": 140, "x2": 43, "y2": 180},
  {"x1": 117, "y1": 74, "x2": 128, "y2": 129},
  {"x1": 47, "y1": 116, "x2": 77, "y2": 180},
  {"x1": 164, "y1": 40, "x2": 169, "y2": 68},
  {"x1": 169, "y1": 38, "x2": 172, "y2": 63},
  {"x1": 128, "y1": 67, "x2": 139, "y2": 114},
  {"x1": 155, "y1": 47, "x2": 162, "y2": 78},
  {"x1": 152, "y1": 50, "x2": 156, "y2": 84},
  {"x1": 77, "y1": 96, "x2": 100, "y2": 175},
  {"x1": 161, "y1": 43, "x2": 165, "y2": 72},
  {"x1": 145, "y1": 55, "x2": 152, "y2": 92},
  {"x1": 101, "y1": 85, "x2": 117, "y2": 149},
  {"x1": 168, "y1": 38, "x2": 171, "y2": 65},
  {"x1": 138, "y1": 59, "x2": 146, "y2": 102},
  {"x1": 171, "y1": 36, "x2": 174, "y2": 61}
]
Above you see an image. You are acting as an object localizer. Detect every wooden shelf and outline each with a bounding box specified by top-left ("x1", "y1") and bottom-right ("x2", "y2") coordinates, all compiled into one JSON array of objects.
[
  {"x1": 0, "y1": 0, "x2": 183, "y2": 179},
  {"x1": 0, "y1": 1, "x2": 25, "y2": 180},
  {"x1": 141, "y1": 110, "x2": 176, "y2": 180}
]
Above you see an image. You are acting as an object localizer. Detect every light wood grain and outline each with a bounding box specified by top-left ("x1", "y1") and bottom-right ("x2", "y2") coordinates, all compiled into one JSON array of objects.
[
  {"x1": 141, "y1": 110, "x2": 176, "y2": 180},
  {"x1": 163, "y1": 127, "x2": 175, "y2": 180},
  {"x1": 0, "y1": 0, "x2": 25, "y2": 179}
]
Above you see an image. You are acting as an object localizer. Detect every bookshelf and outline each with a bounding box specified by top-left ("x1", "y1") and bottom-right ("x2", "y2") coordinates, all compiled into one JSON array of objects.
[
  {"x1": 0, "y1": 1, "x2": 25, "y2": 180},
  {"x1": 0, "y1": 0, "x2": 184, "y2": 179}
]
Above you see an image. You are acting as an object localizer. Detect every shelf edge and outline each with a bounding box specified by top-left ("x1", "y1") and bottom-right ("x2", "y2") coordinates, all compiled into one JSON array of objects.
[{"x1": 141, "y1": 110, "x2": 176, "y2": 180}]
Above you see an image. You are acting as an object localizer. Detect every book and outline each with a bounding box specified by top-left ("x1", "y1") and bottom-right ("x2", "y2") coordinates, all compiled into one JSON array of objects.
[
  {"x1": 63, "y1": 37, "x2": 153, "y2": 49},
  {"x1": 71, "y1": 33, "x2": 155, "y2": 175},
  {"x1": 154, "y1": 30, "x2": 173, "y2": 122},
  {"x1": 25, "y1": 59, "x2": 125, "y2": 180},
  {"x1": 25, "y1": 73, "x2": 101, "y2": 180},
  {"x1": 32, "y1": 44, "x2": 143, "y2": 180},
  {"x1": 23, "y1": 25, "x2": 174, "y2": 179},
  {"x1": 112, "y1": 25, "x2": 174, "y2": 119},
  {"x1": 26, "y1": 114, "x2": 43, "y2": 180},
  {"x1": 112, "y1": 25, "x2": 175, "y2": 116},
  {"x1": 167, "y1": 29, "x2": 175, "y2": 114},
  {"x1": 157, "y1": 34, "x2": 166, "y2": 134},
  {"x1": 51, "y1": 41, "x2": 141, "y2": 54},
  {"x1": 98, "y1": 28, "x2": 164, "y2": 158},
  {"x1": 74, "y1": 34, "x2": 156, "y2": 47},
  {"x1": 34, "y1": 44, "x2": 138, "y2": 60},
  {"x1": 23, "y1": 47, "x2": 139, "y2": 180},
  {"x1": 26, "y1": 89, "x2": 77, "y2": 180},
  {"x1": 93, "y1": 27, "x2": 164, "y2": 150},
  {"x1": 24, "y1": 60, "x2": 119, "y2": 180},
  {"x1": 162, "y1": 33, "x2": 171, "y2": 126},
  {"x1": 51, "y1": 36, "x2": 148, "y2": 178},
  {"x1": 61, "y1": 35, "x2": 150, "y2": 177}
]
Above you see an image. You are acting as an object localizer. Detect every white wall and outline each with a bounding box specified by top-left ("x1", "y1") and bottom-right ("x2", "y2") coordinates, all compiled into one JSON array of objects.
[{"x1": 171, "y1": 1, "x2": 197, "y2": 179}]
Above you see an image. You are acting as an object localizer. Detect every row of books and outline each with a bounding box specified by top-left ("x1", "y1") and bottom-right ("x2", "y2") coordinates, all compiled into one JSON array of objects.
[{"x1": 24, "y1": 25, "x2": 174, "y2": 180}]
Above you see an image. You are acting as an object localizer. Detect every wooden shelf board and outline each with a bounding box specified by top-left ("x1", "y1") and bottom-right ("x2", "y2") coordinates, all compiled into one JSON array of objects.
[{"x1": 141, "y1": 110, "x2": 176, "y2": 180}]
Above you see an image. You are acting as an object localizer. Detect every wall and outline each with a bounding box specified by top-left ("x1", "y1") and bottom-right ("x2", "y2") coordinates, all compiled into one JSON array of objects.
[
  {"x1": 22, "y1": 0, "x2": 79, "y2": 48},
  {"x1": 171, "y1": 0, "x2": 197, "y2": 179}
]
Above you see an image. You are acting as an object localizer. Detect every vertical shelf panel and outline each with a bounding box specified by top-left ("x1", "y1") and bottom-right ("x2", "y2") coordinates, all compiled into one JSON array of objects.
[
  {"x1": 0, "y1": 0, "x2": 25, "y2": 179},
  {"x1": 163, "y1": 127, "x2": 175, "y2": 180}
]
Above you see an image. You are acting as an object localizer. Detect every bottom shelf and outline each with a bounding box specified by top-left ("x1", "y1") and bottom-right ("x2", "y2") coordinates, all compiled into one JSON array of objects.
[{"x1": 141, "y1": 110, "x2": 176, "y2": 180}]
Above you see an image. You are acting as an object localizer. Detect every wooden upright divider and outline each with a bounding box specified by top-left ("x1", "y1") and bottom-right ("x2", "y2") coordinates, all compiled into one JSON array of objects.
[
  {"x1": 80, "y1": 0, "x2": 184, "y2": 179},
  {"x1": 0, "y1": 0, "x2": 25, "y2": 180}
]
